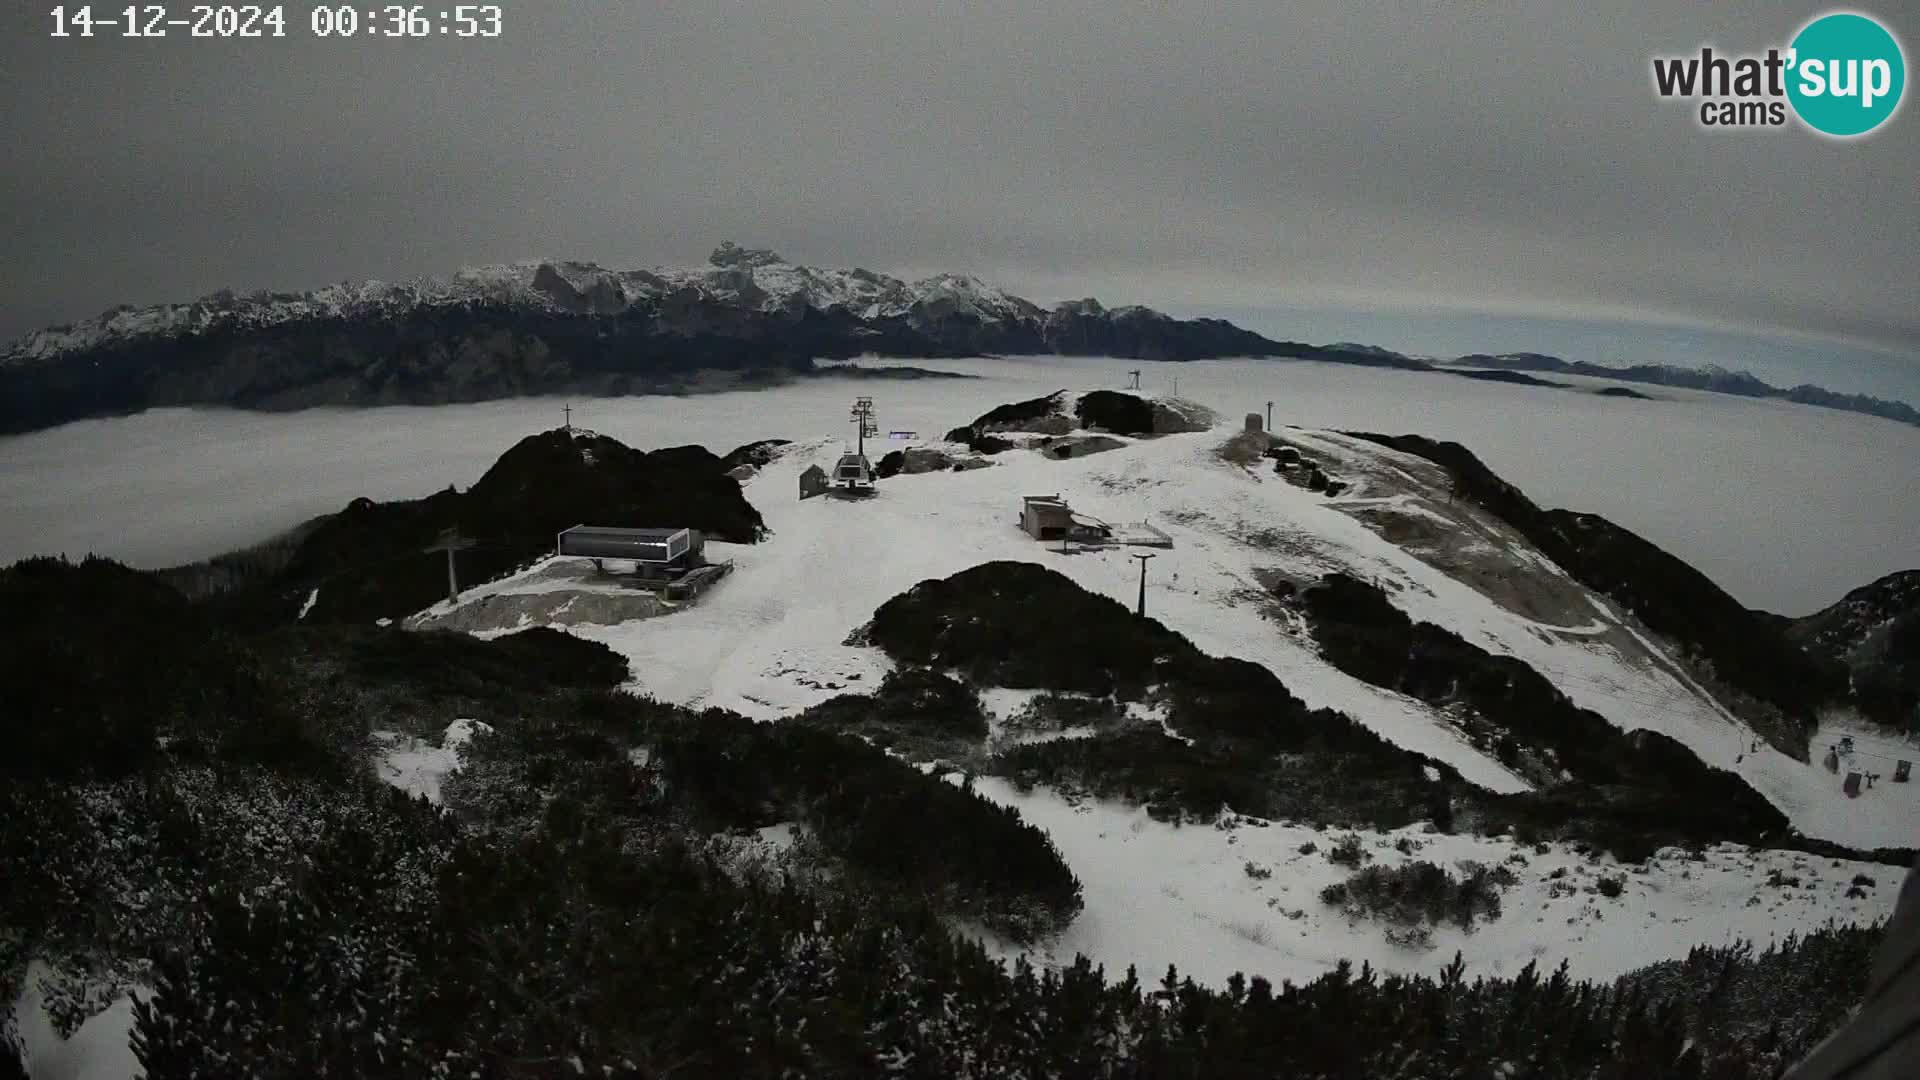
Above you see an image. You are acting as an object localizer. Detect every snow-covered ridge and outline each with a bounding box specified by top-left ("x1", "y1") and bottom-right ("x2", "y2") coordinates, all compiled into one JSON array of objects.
[
  {"x1": 2, "y1": 242, "x2": 1043, "y2": 364},
  {"x1": 392, "y1": 417, "x2": 1911, "y2": 991}
]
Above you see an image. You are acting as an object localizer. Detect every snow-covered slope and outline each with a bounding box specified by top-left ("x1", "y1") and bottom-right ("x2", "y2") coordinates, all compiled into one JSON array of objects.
[
  {"x1": 966, "y1": 781, "x2": 1896, "y2": 986},
  {"x1": 566, "y1": 430, "x2": 1532, "y2": 793},
  {"x1": 423, "y1": 411, "x2": 1915, "y2": 851},
  {"x1": 406, "y1": 406, "x2": 1914, "y2": 985}
]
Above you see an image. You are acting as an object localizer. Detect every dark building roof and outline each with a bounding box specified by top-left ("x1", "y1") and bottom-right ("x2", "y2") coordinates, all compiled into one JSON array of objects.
[{"x1": 557, "y1": 525, "x2": 693, "y2": 563}]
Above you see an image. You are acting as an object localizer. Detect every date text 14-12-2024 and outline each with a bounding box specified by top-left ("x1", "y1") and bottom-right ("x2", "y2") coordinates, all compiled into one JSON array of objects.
[{"x1": 49, "y1": 5, "x2": 503, "y2": 38}]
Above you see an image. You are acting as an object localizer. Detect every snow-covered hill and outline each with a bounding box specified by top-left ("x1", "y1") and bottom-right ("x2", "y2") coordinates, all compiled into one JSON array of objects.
[
  {"x1": 450, "y1": 413, "x2": 1908, "y2": 849},
  {"x1": 406, "y1": 399, "x2": 1914, "y2": 986}
]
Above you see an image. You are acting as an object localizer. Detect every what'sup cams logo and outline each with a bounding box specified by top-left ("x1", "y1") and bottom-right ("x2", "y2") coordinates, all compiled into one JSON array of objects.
[{"x1": 1652, "y1": 10, "x2": 1906, "y2": 136}]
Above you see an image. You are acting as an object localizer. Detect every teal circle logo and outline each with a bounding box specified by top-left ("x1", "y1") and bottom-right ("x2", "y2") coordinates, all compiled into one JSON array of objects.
[{"x1": 1787, "y1": 12, "x2": 1906, "y2": 136}]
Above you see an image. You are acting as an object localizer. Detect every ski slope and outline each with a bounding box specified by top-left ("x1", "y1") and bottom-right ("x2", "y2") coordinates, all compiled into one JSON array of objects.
[
  {"x1": 410, "y1": 407, "x2": 1914, "y2": 988},
  {"x1": 566, "y1": 429, "x2": 1533, "y2": 792},
  {"x1": 440, "y1": 416, "x2": 1916, "y2": 851}
]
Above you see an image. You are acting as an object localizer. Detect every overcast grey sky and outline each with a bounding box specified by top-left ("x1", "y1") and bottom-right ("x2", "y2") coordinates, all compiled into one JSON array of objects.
[{"x1": 2, "y1": 2, "x2": 1915, "y2": 382}]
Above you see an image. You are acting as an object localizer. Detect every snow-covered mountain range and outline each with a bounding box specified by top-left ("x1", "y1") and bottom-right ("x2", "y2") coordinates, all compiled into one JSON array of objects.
[
  {"x1": 1, "y1": 242, "x2": 1049, "y2": 363},
  {"x1": 5, "y1": 243, "x2": 1914, "y2": 436},
  {"x1": 0, "y1": 243, "x2": 1313, "y2": 435}
]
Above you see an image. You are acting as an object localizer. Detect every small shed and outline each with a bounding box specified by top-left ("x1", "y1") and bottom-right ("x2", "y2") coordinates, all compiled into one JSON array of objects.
[
  {"x1": 1245, "y1": 413, "x2": 1264, "y2": 433},
  {"x1": 1021, "y1": 494, "x2": 1074, "y2": 540},
  {"x1": 799, "y1": 464, "x2": 829, "y2": 500},
  {"x1": 1895, "y1": 760, "x2": 1911, "y2": 783},
  {"x1": 1844, "y1": 771, "x2": 1863, "y2": 798}
]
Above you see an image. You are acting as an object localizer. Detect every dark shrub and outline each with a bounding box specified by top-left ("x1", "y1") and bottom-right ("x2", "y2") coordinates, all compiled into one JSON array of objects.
[
  {"x1": 1074, "y1": 390, "x2": 1156, "y2": 435},
  {"x1": 872, "y1": 562, "x2": 1438, "y2": 780},
  {"x1": 1, "y1": 556, "x2": 299, "y2": 778},
  {"x1": 995, "y1": 730, "x2": 1273, "y2": 823},
  {"x1": 869, "y1": 562, "x2": 1166, "y2": 697},
  {"x1": 1323, "y1": 860, "x2": 1513, "y2": 930},
  {"x1": 718, "y1": 438, "x2": 790, "y2": 472},
  {"x1": 336, "y1": 626, "x2": 628, "y2": 698},
  {"x1": 0, "y1": 1031, "x2": 22, "y2": 1080},
  {"x1": 968, "y1": 391, "x2": 1069, "y2": 430},
  {"x1": 1327, "y1": 834, "x2": 1370, "y2": 868},
  {"x1": 1013, "y1": 693, "x2": 1120, "y2": 730},
  {"x1": 803, "y1": 667, "x2": 988, "y2": 743},
  {"x1": 653, "y1": 707, "x2": 1079, "y2": 939}
]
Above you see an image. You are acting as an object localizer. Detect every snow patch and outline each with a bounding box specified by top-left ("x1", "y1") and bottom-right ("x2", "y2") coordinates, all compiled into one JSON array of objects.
[
  {"x1": 10, "y1": 960, "x2": 144, "y2": 1080},
  {"x1": 372, "y1": 718, "x2": 493, "y2": 805},
  {"x1": 966, "y1": 781, "x2": 1899, "y2": 989}
]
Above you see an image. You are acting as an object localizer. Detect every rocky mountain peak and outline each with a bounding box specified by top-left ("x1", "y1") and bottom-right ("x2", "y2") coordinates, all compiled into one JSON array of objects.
[
  {"x1": 709, "y1": 241, "x2": 789, "y2": 269},
  {"x1": 1053, "y1": 298, "x2": 1106, "y2": 317}
]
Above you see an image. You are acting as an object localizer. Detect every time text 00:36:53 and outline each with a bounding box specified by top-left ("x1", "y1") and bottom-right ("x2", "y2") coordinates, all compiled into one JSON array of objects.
[{"x1": 49, "y1": 5, "x2": 503, "y2": 38}]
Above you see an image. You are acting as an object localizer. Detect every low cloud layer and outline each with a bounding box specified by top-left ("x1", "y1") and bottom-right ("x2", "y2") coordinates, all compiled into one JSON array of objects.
[{"x1": 2, "y1": 2, "x2": 1914, "y2": 361}]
